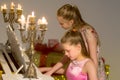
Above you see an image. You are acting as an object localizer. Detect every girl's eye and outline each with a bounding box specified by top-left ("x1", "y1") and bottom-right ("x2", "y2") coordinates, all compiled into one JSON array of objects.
[{"x1": 60, "y1": 23, "x2": 63, "y2": 25}]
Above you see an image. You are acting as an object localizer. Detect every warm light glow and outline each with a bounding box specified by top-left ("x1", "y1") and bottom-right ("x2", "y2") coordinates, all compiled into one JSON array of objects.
[
  {"x1": 1, "y1": 4, "x2": 7, "y2": 11},
  {"x1": 18, "y1": 15, "x2": 26, "y2": 29},
  {"x1": 11, "y1": 2, "x2": 15, "y2": 9},
  {"x1": 42, "y1": 17, "x2": 48, "y2": 24},
  {"x1": 29, "y1": 11, "x2": 35, "y2": 23},
  {"x1": 37, "y1": 17, "x2": 48, "y2": 25},
  {"x1": 3, "y1": 4, "x2": 7, "y2": 9},
  {"x1": 17, "y1": 4, "x2": 22, "y2": 10},
  {"x1": 21, "y1": 15, "x2": 25, "y2": 22},
  {"x1": 37, "y1": 19, "x2": 42, "y2": 25},
  {"x1": 1, "y1": 6, "x2": 3, "y2": 11},
  {"x1": 11, "y1": 2, "x2": 15, "y2": 6},
  {"x1": 31, "y1": 11, "x2": 35, "y2": 17}
]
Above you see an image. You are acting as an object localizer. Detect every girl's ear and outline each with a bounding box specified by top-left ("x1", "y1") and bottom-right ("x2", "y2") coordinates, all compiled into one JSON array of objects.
[
  {"x1": 69, "y1": 19, "x2": 74, "y2": 25},
  {"x1": 76, "y1": 44, "x2": 81, "y2": 50}
]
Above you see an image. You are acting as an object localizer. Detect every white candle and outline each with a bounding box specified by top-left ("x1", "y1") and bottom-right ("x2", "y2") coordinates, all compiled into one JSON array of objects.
[
  {"x1": 37, "y1": 17, "x2": 48, "y2": 25},
  {"x1": 1, "y1": 6, "x2": 3, "y2": 11},
  {"x1": 17, "y1": 4, "x2": 22, "y2": 10},
  {"x1": 31, "y1": 11, "x2": 35, "y2": 17},
  {"x1": 18, "y1": 15, "x2": 25, "y2": 29},
  {"x1": 21, "y1": 15, "x2": 25, "y2": 29},
  {"x1": 1, "y1": 4, "x2": 7, "y2": 12},
  {"x1": 11, "y1": 2, "x2": 15, "y2": 9},
  {"x1": 29, "y1": 11, "x2": 35, "y2": 23},
  {"x1": 41, "y1": 17, "x2": 48, "y2": 25},
  {"x1": 3, "y1": 4, "x2": 7, "y2": 9},
  {"x1": 37, "y1": 19, "x2": 42, "y2": 25}
]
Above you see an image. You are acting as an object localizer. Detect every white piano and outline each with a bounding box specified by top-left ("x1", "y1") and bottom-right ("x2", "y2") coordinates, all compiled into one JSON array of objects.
[{"x1": 0, "y1": 26, "x2": 54, "y2": 80}]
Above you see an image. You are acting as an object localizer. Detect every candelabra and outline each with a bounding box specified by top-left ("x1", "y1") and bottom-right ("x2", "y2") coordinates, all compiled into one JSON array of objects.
[
  {"x1": 1, "y1": 2, "x2": 22, "y2": 31},
  {"x1": 1, "y1": 2, "x2": 48, "y2": 79},
  {"x1": 18, "y1": 12, "x2": 48, "y2": 78},
  {"x1": 1, "y1": 2, "x2": 22, "y2": 47}
]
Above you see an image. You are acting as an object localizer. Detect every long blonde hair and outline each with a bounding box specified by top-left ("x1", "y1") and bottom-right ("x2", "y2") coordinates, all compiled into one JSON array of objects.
[
  {"x1": 57, "y1": 4, "x2": 100, "y2": 46},
  {"x1": 57, "y1": 4, "x2": 87, "y2": 28}
]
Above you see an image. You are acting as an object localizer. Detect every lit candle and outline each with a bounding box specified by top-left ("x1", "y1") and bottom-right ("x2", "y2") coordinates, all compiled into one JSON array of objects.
[
  {"x1": 1, "y1": 4, "x2": 7, "y2": 12},
  {"x1": 37, "y1": 17, "x2": 48, "y2": 25},
  {"x1": 38, "y1": 17, "x2": 48, "y2": 30},
  {"x1": 31, "y1": 11, "x2": 35, "y2": 18},
  {"x1": 37, "y1": 19, "x2": 42, "y2": 25},
  {"x1": 29, "y1": 11, "x2": 35, "y2": 23},
  {"x1": 17, "y1": 4, "x2": 22, "y2": 10},
  {"x1": 3, "y1": 4, "x2": 7, "y2": 9},
  {"x1": 11, "y1": 2, "x2": 15, "y2": 9},
  {"x1": 18, "y1": 15, "x2": 25, "y2": 29},
  {"x1": 1, "y1": 6, "x2": 3, "y2": 11},
  {"x1": 41, "y1": 17, "x2": 48, "y2": 25},
  {"x1": 17, "y1": 4, "x2": 22, "y2": 14}
]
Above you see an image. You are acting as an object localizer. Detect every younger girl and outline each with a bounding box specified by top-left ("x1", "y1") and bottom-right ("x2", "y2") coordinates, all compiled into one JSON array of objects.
[{"x1": 61, "y1": 29, "x2": 98, "y2": 80}]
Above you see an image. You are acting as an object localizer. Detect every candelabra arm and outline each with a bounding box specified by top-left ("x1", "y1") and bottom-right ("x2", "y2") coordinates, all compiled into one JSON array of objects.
[
  {"x1": 9, "y1": 23, "x2": 14, "y2": 31},
  {"x1": 20, "y1": 30, "x2": 31, "y2": 43},
  {"x1": 9, "y1": 12, "x2": 15, "y2": 23},
  {"x1": 15, "y1": 14, "x2": 22, "y2": 23},
  {"x1": 3, "y1": 13, "x2": 8, "y2": 22},
  {"x1": 39, "y1": 30, "x2": 46, "y2": 44}
]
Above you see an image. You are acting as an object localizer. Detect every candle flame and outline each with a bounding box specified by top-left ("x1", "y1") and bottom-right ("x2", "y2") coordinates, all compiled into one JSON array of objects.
[
  {"x1": 3, "y1": 4, "x2": 7, "y2": 9},
  {"x1": 31, "y1": 11, "x2": 35, "y2": 17},
  {"x1": 11, "y1": 2, "x2": 15, "y2": 6},
  {"x1": 17, "y1": 4, "x2": 22, "y2": 10},
  {"x1": 18, "y1": 15, "x2": 26, "y2": 29},
  {"x1": 42, "y1": 17, "x2": 48, "y2": 25},
  {"x1": 37, "y1": 19, "x2": 42, "y2": 25},
  {"x1": 1, "y1": 4, "x2": 7, "y2": 12},
  {"x1": 37, "y1": 17, "x2": 48, "y2": 25},
  {"x1": 11, "y1": 2, "x2": 15, "y2": 9},
  {"x1": 1, "y1": 6, "x2": 3, "y2": 11},
  {"x1": 21, "y1": 15, "x2": 25, "y2": 21}
]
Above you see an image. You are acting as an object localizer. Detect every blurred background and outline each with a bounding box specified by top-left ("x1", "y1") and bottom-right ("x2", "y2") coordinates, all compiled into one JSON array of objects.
[{"x1": 0, "y1": 0, "x2": 119, "y2": 80}]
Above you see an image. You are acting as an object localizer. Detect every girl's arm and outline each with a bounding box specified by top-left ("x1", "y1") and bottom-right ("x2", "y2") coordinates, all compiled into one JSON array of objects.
[
  {"x1": 84, "y1": 27, "x2": 98, "y2": 69},
  {"x1": 43, "y1": 55, "x2": 69, "y2": 76},
  {"x1": 43, "y1": 62, "x2": 64, "y2": 76},
  {"x1": 86, "y1": 59, "x2": 98, "y2": 80}
]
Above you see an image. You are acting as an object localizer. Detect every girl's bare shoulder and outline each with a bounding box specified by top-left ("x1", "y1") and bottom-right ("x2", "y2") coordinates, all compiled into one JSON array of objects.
[
  {"x1": 81, "y1": 25, "x2": 95, "y2": 32},
  {"x1": 84, "y1": 58, "x2": 95, "y2": 68}
]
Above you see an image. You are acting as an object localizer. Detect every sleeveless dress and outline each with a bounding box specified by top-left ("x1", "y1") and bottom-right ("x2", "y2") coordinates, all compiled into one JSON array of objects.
[
  {"x1": 81, "y1": 27, "x2": 107, "y2": 80},
  {"x1": 66, "y1": 59, "x2": 89, "y2": 80}
]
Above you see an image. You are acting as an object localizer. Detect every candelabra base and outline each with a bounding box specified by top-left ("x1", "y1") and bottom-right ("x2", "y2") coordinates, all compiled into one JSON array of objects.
[{"x1": 24, "y1": 62, "x2": 37, "y2": 79}]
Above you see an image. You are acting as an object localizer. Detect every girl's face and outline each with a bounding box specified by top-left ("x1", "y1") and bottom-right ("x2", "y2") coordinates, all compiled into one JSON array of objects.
[
  {"x1": 62, "y1": 42, "x2": 81, "y2": 61},
  {"x1": 57, "y1": 16, "x2": 73, "y2": 30}
]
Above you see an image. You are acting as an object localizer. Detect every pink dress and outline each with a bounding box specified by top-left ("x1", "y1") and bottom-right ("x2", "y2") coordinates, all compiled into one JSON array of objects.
[{"x1": 66, "y1": 59, "x2": 89, "y2": 80}]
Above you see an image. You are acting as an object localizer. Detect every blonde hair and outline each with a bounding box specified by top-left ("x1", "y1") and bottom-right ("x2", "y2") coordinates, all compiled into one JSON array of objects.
[
  {"x1": 57, "y1": 4, "x2": 86, "y2": 28},
  {"x1": 57, "y1": 4, "x2": 100, "y2": 46},
  {"x1": 61, "y1": 29, "x2": 90, "y2": 58}
]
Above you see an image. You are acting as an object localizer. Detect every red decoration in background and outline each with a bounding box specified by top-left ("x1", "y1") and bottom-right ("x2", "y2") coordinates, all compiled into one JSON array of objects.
[
  {"x1": 34, "y1": 39, "x2": 63, "y2": 67},
  {"x1": 48, "y1": 39, "x2": 59, "y2": 48}
]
